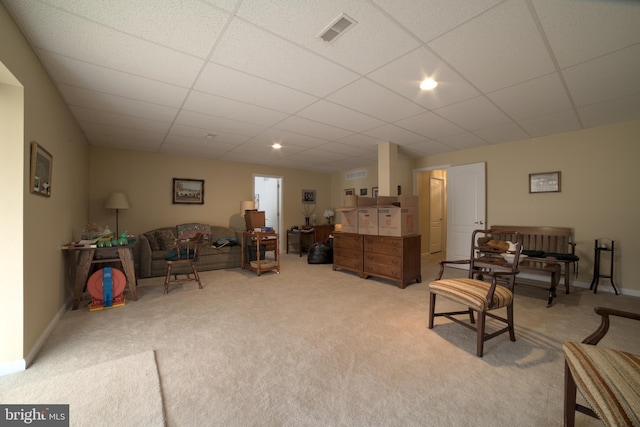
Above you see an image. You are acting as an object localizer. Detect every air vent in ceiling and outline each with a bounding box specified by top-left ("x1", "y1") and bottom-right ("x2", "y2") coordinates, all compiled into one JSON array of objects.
[
  {"x1": 346, "y1": 170, "x2": 367, "y2": 180},
  {"x1": 318, "y1": 13, "x2": 356, "y2": 43}
]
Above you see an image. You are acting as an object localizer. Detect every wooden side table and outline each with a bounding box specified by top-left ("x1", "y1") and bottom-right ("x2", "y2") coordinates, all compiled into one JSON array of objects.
[
  {"x1": 242, "y1": 231, "x2": 280, "y2": 275},
  {"x1": 286, "y1": 229, "x2": 316, "y2": 256},
  {"x1": 65, "y1": 245, "x2": 138, "y2": 310},
  {"x1": 590, "y1": 239, "x2": 618, "y2": 295}
]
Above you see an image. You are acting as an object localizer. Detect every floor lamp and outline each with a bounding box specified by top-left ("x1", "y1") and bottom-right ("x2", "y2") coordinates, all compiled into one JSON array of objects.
[{"x1": 105, "y1": 192, "x2": 130, "y2": 236}]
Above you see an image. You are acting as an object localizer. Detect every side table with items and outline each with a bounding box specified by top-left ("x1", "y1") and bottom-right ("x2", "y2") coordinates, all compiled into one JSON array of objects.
[{"x1": 241, "y1": 231, "x2": 279, "y2": 276}]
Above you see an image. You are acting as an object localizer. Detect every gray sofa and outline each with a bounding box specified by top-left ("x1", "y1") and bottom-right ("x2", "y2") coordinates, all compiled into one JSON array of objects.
[{"x1": 136, "y1": 224, "x2": 242, "y2": 278}]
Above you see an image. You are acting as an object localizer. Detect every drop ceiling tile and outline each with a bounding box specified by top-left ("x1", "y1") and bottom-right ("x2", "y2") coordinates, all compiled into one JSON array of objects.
[
  {"x1": 316, "y1": 142, "x2": 379, "y2": 157},
  {"x1": 236, "y1": 0, "x2": 420, "y2": 75},
  {"x1": 70, "y1": 106, "x2": 172, "y2": 134},
  {"x1": 487, "y1": 73, "x2": 572, "y2": 121},
  {"x1": 335, "y1": 134, "x2": 385, "y2": 151},
  {"x1": 37, "y1": 51, "x2": 190, "y2": 108},
  {"x1": 8, "y1": 2, "x2": 205, "y2": 86},
  {"x1": 473, "y1": 123, "x2": 530, "y2": 144},
  {"x1": 36, "y1": 0, "x2": 230, "y2": 58},
  {"x1": 284, "y1": 149, "x2": 345, "y2": 164},
  {"x1": 326, "y1": 78, "x2": 426, "y2": 122},
  {"x1": 58, "y1": 84, "x2": 179, "y2": 122},
  {"x1": 183, "y1": 91, "x2": 288, "y2": 127},
  {"x1": 160, "y1": 143, "x2": 231, "y2": 159},
  {"x1": 578, "y1": 93, "x2": 640, "y2": 129},
  {"x1": 395, "y1": 112, "x2": 465, "y2": 139},
  {"x1": 248, "y1": 129, "x2": 329, "y2": 149},
  {"x1": 273, "y1": 116, "x2": 354, "y2": 141},
  {"x1": 367, "y1": 47, "x2": 480, "y2": 110},
  {"x1": 400, "y1": 140, "x2": 453, "y2": 157},
  {"x1": 195, "y1": 63, "x2": 318, "y2": 114},
  {"x1": 211, "y1": 19, "x2": 359, "y2": 97},
  {"x1": 434, "y1": 96, "x2": 512, "y2": 131},
  {"x1": 174, "y1": 110, "x2": 266, "y2": 137},
  {"x1": 428, "y1": 0, "x2": 555, "y2": 92},
  {"x1": 435, "y1": 132, "x2": 487, "y2": 150},
  {"x1": 518, "y1": 110, "x2": 581, "y2": 138},
  {"x1": 168, "y1": 124, "x2": 250, "y2": 146},
  {"x1": 373, "y1": 0, "x2": 503, "y2": 42},
  {"x1": 296, "y1": 100, "x2": 385, "y2": 133},
  {"x1": 532, "y1": 0, "x2": 640, "y2": 68},
  {"x1": 362, "y1": 124, "x2": 429, "y2": 146},
  {"x1": 563, "y1": 44, "x2": 640, "y2": 107}
]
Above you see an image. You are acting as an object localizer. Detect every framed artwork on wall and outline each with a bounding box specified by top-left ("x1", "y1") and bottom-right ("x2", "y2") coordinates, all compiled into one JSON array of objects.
[
  {"x1": 344, "y1": 188, "x2": 355, "y2": 196},
  {"x1": 360, "y1": 188, "x2": 367, "y2": 196},
  {"x1": 529, "y1": 171, "x2": 561, "y2": 193},
  {"x1": 30, "y1": 141, "x2": 52, "y2": 197},
  {"x1": 302, "y1": 189, "x2": 316, "y2": 204},
  {"x1": 372, "y1": 187, "x2": 378, "y2": 198},
  {"x1": 173, "y1": 178, "x2": 205, "y2": 204}
]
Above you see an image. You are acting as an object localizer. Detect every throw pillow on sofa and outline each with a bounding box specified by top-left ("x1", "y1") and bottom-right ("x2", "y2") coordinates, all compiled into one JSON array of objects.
[
  {"x1": 156, "y1": 229, "x2": 177, "y2": 250},
  {"x1": 177, "y1": 223, "x2": 212, "y2": 240}
]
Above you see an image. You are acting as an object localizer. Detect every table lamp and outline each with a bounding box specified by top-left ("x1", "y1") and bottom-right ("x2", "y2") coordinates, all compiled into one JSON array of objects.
[
  {"x1": 240, "y1": 200, "x2": 255, "y2": 216},
  {"x1": 105, "y1": 192, "x2": 130, "y2": 236}
]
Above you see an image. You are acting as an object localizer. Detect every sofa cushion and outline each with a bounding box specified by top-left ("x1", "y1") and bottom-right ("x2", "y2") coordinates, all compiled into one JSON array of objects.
[
  {"x1": 156, "y1": 229, "x2": 177, "y2": 250},
  {"x1": 177, "y1": 223, "x2": 212, "y2": 240}
]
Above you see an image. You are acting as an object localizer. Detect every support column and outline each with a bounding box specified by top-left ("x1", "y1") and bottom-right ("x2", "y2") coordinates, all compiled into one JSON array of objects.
[{"x1": 378, "y1": 142, "x2": 398, "y2": 196}]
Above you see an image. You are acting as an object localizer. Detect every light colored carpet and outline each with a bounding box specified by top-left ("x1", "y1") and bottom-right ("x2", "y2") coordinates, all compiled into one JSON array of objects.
[
  {"x1": 1, "y1": 253, "x2": 638, "y2": 426},
  {"x1": 0, "y1": 351, "x2": 165, "y2": 426}
]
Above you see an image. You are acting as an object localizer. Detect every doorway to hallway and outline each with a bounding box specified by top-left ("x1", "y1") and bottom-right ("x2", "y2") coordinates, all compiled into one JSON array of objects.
[{"x1": 253, "y1": 175, "x2": 282, "y2": 234}]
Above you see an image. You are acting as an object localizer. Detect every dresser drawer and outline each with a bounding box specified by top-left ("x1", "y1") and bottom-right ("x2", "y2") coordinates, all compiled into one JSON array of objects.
[
  {"x1": 365, "y1": 252, "x2": 401, "y2": 266},
  {"x1": 363, "y1": 235, "x2": 402, "y2": 247},
  {"x1": 364, "y1": 261, "x2": 401, "y2": 279},
  {"x1": 334, "y1": 254, "x2": 363, "y2": 270},
  {"x1": 364, "y1": 242, "x2": 403, "y2": 256},
  {"x1": 334, "y1": 247, "x2": 361, "y2": 261},
  {"x1": 334, "y1": 235, "x2": 362, "y2": 251}
]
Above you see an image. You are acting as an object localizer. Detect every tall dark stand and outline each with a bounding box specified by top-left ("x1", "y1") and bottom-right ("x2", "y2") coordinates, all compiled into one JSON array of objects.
[{"x1": 589, "y1": 239, "x2": 618, "y2": 295}]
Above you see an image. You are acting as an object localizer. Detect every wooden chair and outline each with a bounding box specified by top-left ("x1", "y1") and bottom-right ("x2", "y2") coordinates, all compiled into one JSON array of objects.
[
  {"x1": 163, "y1": 233, "x2": 204, "y2": 294},
  {"x1": 428, "y1": 229, "x2": 521, "y2": 357},
  {"x1": 563, "y1": 307, "x2": 640, "y2": 427}
]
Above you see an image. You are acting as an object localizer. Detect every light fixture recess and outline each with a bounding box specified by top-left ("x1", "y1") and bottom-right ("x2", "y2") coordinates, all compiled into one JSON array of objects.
[
  {"x1": 272, "y1": 143, "x2": 282, "y2": 149},
  {"x1": 420, "y1": 78, "x2": 438, "y2": 91},
  {"x1": 318, "y1": 13, "x2": 357, "y2": 43}
]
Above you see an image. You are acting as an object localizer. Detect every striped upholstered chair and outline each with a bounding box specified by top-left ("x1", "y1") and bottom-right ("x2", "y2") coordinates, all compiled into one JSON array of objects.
[
  {"x1": 428, "y1": 229, "x2": 521, "y2": 357},
  {"x1": 563, "y1": 307, "x2": 640, "y2": 427}
]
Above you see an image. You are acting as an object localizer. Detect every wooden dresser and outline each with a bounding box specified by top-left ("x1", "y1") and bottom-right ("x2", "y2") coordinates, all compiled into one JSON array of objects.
[{"x1": 333, "y1": 232, "x2": 421, "y2": 288}]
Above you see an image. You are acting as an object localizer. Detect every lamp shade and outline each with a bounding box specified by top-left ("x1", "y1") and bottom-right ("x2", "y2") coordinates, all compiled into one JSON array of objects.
[
  {"x1": 105, "y1": 192, "x2": 130, "y2": 210},
  {"x1": 240, "y1": 200, "x2": 255, "y2": 216}
]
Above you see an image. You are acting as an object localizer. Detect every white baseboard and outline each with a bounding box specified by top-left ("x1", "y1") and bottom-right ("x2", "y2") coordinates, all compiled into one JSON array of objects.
[{"x1": 0, "y1": 299, "x2": 70, "y2": 377}]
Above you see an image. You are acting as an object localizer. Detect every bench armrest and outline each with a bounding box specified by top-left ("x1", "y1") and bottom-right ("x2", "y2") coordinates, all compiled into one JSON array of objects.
[{"x1": 583, "y1": 306, "x2": 640, "y2": 345}]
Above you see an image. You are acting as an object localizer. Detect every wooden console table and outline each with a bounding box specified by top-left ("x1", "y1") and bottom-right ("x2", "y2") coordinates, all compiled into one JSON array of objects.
[{"x1": 64, "y1": 245, "x2": 138, "y2": 310}]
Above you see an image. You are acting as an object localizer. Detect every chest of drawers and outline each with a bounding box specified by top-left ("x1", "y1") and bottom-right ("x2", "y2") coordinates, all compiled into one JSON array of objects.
[{"x1": 333, "y1": 232, "x2": 421, "y2": 288}]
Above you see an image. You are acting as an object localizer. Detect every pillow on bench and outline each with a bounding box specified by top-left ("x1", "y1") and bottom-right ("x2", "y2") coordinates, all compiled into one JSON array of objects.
[{"x1": 522, "y1": 250, "x2": 579, "y2": 262}]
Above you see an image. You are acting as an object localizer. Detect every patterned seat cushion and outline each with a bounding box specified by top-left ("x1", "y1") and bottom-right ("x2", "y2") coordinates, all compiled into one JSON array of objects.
[
  {"x1": 177, "y1": 223, "x2": 212, "y2": 240},
  {"x1": 428, "y1": 278, "x2": 513, "y2": 312},
  {"x1": 563, "y1": 342, "x2": 640, "y2": 427}
]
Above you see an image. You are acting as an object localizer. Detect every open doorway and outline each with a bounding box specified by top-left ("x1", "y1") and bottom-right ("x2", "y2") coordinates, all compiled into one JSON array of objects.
[
  {"x1": 415, "y1": 167, "x2": 447, "y2": 255},
  {"x1": 253, "y1": 174, "x2": 282, "y2": 234}
]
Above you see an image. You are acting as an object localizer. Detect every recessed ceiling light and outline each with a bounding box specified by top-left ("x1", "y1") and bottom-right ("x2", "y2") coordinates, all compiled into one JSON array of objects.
[
  {"x1": 205, "y1": 133, "x2": 216, "y2": 140},
  {"x1": 420, "y1": 78, "x2": 438, "y2": 91},
  {"x1": 272, "y1": 143, "x2": 282, "y2": 149}
]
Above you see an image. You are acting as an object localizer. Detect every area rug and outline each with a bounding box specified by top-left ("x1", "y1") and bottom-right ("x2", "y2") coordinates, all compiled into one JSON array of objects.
[{"x1": 0, "y1": 351, "x2": 165, "y2": 427}]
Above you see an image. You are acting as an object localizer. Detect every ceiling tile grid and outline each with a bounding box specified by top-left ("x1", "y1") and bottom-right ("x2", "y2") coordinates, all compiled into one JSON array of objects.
[{"x1": 2, "y1": 0, "x2": 640, "y2": 173}]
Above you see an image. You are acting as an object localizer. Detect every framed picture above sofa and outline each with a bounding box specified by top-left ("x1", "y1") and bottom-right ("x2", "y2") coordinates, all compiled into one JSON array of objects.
[{"x1": 173, "y1": 178, "x2": 204, "y2": 204}]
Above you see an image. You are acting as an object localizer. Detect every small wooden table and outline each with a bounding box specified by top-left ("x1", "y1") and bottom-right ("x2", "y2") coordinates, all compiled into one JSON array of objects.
[
  {"x1": 65, "y1": 245, "x2": 138, "y2": 310},
  {"x1": 241, "y1": 231, "x2": 280, "y2": 276}
]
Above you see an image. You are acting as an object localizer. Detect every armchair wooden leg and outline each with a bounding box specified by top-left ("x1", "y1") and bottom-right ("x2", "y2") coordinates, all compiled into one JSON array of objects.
[
  {"x1": 508, "y1": 304, "x2": 516, "y2": 341},
  {"x1": 428, "y1": 293, "x2": 436, "y2": 329},
  {"x1": 564, "y1": 361, "x2": 577, "y2": 427},
  {"x1": 477, "y1": 311, "x2": 485, "y2": 357},
  {"x1": 164, "y1": 266, "x2": 172, "y2": 294}
]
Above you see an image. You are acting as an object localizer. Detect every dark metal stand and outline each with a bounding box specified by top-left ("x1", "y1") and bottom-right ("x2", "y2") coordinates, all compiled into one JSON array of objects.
[{"x1": 589, "y1": 239, "x2": 618, "y2": 295}]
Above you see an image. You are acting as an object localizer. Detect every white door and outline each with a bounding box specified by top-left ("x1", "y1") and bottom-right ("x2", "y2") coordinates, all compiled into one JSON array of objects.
[
  {"x1": 429, "y1": 177, "x2": 444, "y2": 253},
  {"x1": 254, "y1": 175, "x2": 282, "y2": 233},
  {"x1": 446, "y1": 162, "x2": 486, "y2": 261}
]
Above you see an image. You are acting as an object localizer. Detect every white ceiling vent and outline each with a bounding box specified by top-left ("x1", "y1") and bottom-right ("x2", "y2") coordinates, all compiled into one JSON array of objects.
[
  {"x1": 346, "y1": 170, "x2": 367, "y2": 180},
  {"x1": 318, "y1": 13, "x2": 356, "y2": 43}
]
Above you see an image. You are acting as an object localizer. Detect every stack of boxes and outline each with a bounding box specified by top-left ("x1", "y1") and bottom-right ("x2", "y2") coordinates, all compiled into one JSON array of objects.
[{"x1": 335, "y1": 194, "x2": 419, "y2": 237}]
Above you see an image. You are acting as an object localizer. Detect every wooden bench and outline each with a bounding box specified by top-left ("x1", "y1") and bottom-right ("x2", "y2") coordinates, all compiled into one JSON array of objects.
[{"x1": 488, "y1": 226, "x2": 579, "y2": 295}]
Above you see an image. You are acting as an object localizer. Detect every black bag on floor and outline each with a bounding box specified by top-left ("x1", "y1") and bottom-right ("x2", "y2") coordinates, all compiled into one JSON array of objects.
[{"x1": 307, "y1": 241, "x2": 333, "y2": 264}]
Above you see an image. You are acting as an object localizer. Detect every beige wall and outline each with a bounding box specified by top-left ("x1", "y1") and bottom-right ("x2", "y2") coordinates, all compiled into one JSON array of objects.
[
  {"x1": 412, "y1": 119, "x2": 640, "y2": 294},
  {"x1": 1, "y1": 4, "x2": 89, "y2": 370},
  {"x1": 89, "y1": 146, "x2": 333, "y2": 239}
]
